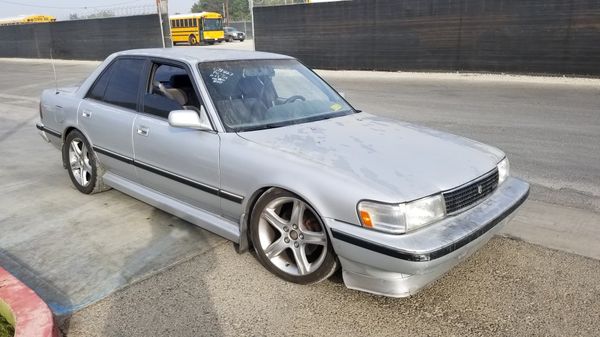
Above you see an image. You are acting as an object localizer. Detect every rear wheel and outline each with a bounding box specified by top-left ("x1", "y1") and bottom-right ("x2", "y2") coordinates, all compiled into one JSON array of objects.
[
  {"x1": 250, "y1": 188, "x2": 338, "y2": 284},
  {"x1": 62, "y1": 130, "x2": 109, "y2": 194}
]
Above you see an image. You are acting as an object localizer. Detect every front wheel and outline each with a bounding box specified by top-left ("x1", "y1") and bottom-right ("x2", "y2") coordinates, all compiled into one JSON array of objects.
[
  {"x1": 62, "y1": 130, "x2": 109, "y2": 194},
  {"x1": 188, "y1": 34, "x2": 198, "y2": 46},
  {"x1": 250, "y1": 188, "x2": 338, "y2": 284}
]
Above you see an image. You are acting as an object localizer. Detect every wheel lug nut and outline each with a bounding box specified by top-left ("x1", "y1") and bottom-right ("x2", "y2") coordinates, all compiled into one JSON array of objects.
[
  {"x1": 284, "y1": 237, "x2": 290, "y2": 243},
  {"x1": 294, "y1": 242, "x2": 299, "y2": 248},
  {"x1": 299, "y1": 233, "x2": 304, "y2": 240},
  {"x1": 292, "y1": 224, "x2": 298, "y2": 230},
  {"x1": 283, "y1": 226, "x2": 289, "y2": 232}
]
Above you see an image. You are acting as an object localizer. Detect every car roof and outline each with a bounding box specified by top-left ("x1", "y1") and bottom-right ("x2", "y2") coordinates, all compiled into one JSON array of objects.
[{"x1": 114, "y1": 48, "x2": 294, "y2": 64}]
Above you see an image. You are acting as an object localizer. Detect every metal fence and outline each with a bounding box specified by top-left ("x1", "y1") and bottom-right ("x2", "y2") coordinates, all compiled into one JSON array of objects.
[
  {"x1": 62, "y1": 5, "x2": 157, "y2": 21},
  {"x1": 253, "y1": 0, "x2": 309, "y2": 6}
]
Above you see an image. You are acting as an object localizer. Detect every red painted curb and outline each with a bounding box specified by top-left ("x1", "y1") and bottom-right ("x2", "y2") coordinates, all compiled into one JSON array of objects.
[{"x1": 0, "y1": 267, "x2": 59, "y2": 337}]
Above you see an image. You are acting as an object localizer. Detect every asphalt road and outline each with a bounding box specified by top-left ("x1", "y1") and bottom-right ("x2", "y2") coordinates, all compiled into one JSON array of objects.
[{"x1": 0, "y1": 56, "x2": 599, "y2": 336}]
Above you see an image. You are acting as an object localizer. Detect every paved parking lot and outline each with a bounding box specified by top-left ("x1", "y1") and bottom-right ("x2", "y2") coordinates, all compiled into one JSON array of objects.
[{"x1": 0, "y1": 55, "x2": 599, "y2": 336}]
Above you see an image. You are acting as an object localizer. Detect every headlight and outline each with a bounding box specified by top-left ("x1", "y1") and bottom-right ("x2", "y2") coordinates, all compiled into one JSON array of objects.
[
  {"x1": 357, "y1": 195, "x2": 446, "y2": 234},
  {"x1": 497, "y1": 157, "x2": 510, "y2": 185}
]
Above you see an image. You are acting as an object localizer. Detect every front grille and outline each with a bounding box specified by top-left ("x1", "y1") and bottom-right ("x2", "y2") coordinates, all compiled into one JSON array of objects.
[{"x1": 443, "y1": 169, "x2": 499, "y2": 214}]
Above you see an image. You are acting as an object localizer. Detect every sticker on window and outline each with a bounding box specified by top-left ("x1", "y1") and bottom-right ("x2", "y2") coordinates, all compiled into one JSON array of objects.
[
  {"x1": 210, "y1": 68, "x2": 233, "y2": 84},
  {"x1": 330, "y1": 103, "x2": 343, "y2": 111}
]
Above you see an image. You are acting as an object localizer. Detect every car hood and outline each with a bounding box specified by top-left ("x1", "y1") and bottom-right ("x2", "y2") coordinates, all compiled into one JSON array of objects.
[{"x1": 238, "y1": 113, "x2": 504, "y2": 202}]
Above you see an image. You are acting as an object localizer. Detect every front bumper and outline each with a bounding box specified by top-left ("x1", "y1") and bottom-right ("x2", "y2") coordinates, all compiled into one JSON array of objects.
[{"x1": 326, "y1": 176, "x2": 529, "y2": 297}]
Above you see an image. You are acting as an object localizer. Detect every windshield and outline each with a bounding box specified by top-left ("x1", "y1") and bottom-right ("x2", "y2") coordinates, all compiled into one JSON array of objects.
[
  {"x1": 203, "y1": 18, "x2": 222, "y2": 31},
  {"x1": 198, "y1": 59, "x2": 355, "y2": 132}
]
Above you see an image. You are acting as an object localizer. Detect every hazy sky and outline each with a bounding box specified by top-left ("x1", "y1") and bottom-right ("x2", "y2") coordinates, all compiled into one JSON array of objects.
[{"x1": 0, "y1": 0, "x2": 200, "y2": 20}]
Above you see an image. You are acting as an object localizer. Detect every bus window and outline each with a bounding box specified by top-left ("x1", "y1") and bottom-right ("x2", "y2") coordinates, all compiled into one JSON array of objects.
[{"x1": 193, "y1": 18, "x2": 197, "y2": 27}]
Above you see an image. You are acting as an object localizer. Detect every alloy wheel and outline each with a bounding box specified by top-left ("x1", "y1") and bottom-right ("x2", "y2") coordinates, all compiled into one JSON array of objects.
[
  {"x1": 257, "y1": 197, "x2": 328, "y2": 276},
  {"x1": 68, "y1": 138, "x2": 92, "y2": 187}
]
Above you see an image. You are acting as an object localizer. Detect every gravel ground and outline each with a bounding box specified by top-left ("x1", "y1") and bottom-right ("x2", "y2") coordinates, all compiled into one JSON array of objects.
[{"x1": 64, "y1": 237, "x2": 600, "y2": 337}]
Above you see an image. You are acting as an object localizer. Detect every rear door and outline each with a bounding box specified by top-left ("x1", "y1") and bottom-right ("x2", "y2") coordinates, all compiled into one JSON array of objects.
[
  {"x1": 132, "y1": 59, "x2": 222, "y2": 215},
  {"x1": 78, "y1": 57, "x2": 146, "y2": 182}
]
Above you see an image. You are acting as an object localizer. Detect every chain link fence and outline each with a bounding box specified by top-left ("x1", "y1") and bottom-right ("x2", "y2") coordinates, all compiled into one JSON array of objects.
[
  {"x1": 253, "y1": 0, "x2": 308, "y2": 6},
  {"x1": 62, "y1": 5, "x2": 157, "y2": 21}
]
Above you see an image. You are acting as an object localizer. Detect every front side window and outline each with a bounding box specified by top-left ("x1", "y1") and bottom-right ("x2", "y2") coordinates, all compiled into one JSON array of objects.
[
  {"x1": 198, "y1": 59, "x2": 354, "y2": 132},
  {"x1": 143, "y1": 63, "x2": 202, "y2": 119},
  {"x1": 203, "y1": 18, "x2": 222, "y2": 31}
]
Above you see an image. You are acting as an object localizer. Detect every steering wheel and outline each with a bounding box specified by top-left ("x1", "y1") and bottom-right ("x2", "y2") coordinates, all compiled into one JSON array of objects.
[
  {"x1": 153, "y1": 81, "x2": 176, "y2": 101},
  {"x1": 283, "y1": 95, "x2": 306, "y2": 104}
]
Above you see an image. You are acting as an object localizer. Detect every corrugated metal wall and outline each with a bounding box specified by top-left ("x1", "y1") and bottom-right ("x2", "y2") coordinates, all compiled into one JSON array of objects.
[
  {"x1": 0, "y1": 15, "x2": 164, "y2": 60},
  {"x1": 254, "y1": 0, "x2": 600, "y2": 75}
]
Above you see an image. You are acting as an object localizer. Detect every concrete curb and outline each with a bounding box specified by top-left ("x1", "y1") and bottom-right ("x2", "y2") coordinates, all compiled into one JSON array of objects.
[{"x1": 0, "y1": 267, "x2": 59, "y2": 337}]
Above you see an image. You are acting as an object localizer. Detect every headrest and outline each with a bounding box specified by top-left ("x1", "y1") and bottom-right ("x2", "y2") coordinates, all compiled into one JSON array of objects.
[
  {"x1": 165, "y1": 88, "x2": 187, "y2": 106},
  {"x1": 170, "y1": 74, "x2": 192, "y2": 88}
]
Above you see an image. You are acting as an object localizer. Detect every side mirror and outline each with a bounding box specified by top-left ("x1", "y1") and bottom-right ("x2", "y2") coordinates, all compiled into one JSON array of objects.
[{"x1": 168, "y1": 107, "x2": 212, "y2": 131}]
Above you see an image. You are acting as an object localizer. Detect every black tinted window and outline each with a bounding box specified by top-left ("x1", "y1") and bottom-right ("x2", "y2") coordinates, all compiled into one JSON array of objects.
[
  {"x1": 103, "y1": 58, "x2": 144, "y2": 110},
  {"x1": 87, "y1": 64, "x2": 113, "y2": 100}
]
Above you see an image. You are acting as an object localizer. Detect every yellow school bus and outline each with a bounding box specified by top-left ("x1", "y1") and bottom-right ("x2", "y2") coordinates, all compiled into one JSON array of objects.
[
  {"x1": 0, "y1": 14, "x2": 56, "y2": 26},
  {"x1": 170, "y1": 12, "x2": 225, "y2": 45}
]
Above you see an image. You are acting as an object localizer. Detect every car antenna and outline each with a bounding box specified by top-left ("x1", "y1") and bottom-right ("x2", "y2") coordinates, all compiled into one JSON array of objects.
[{"x1": 50, "y1": 48, "x2": 58, "y2": 94}]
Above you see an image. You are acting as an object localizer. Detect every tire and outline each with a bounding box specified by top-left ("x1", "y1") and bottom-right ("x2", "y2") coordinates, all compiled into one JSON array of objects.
[
  {"x1": 240, "y1": 38, "x2": 245, "y2": 42},
  {"x1": 226, "y1": 37, "x2": 233, "y2": 42},
  {"x1": 62, "y1": 130, "x2": 109, "y2": 194},
  {"x1": 208, "y1": 41, "x2": 215, "y2": 45},
  {"x1": 250, "y1": 188, "x2": 338, "y2": 284},
  {"x1": 188, "y1": 34, "x2": 198, "y2": 46}
]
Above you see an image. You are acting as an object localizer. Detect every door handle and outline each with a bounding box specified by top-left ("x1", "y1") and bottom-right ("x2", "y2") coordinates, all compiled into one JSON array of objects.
[
  {"x1": 81, "y1": 110, "x2": 91, "y2": 118},
  {"x1": 136, "y1": 126, "x2": 149, "y2": 136}
]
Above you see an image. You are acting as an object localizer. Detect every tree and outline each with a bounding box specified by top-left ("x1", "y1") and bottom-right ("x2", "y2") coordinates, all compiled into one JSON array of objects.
[{"x1": 191, "y1": 0, "x2": 250, "y2": 21}]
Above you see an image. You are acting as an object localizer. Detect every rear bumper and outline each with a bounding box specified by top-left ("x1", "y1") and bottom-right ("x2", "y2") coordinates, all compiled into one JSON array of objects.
[
  {"x1": 326, "y1": 176, "x2": 530, "y2": 297},
  {"x1": 36, "y1": 122, "x2": 62, "y2": 150}
]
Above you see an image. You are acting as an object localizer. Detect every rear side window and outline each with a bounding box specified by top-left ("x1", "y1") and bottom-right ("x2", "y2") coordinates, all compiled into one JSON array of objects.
[
  {"x1": 86, "y1": 58, "x2": 144, "y2": 110},
  {"x1": 87, "y1": 64, "x2": 113, "y2": 100},
  {"x1": 103, "y1": 59, "x2": 144, "y2": 110}
]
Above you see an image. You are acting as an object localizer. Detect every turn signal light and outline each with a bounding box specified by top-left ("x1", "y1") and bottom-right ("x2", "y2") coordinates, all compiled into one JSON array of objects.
[{"x1": 359, "y1": 210, "x2": 373, "y2": 228}]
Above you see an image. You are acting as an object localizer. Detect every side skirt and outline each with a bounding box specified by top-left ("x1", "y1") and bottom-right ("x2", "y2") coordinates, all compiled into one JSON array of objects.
[{"x1": 103, "y1": 172, "x2": 241, "y2": 243}]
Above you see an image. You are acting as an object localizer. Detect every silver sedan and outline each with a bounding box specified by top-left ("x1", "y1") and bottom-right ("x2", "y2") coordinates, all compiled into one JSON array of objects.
[{"x1": 37, "y1": 48, "x2": 529, "y2": 297}]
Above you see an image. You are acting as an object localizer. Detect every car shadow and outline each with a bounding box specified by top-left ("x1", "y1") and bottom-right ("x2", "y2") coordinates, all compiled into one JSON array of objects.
[{"x1": 59, "y1": 207, "x2": 225, "y2": 336}]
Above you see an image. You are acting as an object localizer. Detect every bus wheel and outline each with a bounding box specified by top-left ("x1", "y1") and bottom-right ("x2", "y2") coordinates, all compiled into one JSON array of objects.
[{"x1": 189, "y1": 35, "x2": 198, "y2": 46}]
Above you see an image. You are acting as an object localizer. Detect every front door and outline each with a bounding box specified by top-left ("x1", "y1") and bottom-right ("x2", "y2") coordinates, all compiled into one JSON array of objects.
[{"x1": 132, "y1": 60, "x2": 222, "y2": 215}]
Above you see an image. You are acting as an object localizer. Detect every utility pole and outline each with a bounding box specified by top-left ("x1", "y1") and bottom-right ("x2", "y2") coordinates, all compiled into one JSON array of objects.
[
  {"x1": 156, "y1": 0, "x2": 172, "y2": 48},
  {"x1": 248, "y1": 0, "x2": 255, "y2": 49},
  {"x1": 225, "y1": 0, "x2": 230, "y2": 25}
]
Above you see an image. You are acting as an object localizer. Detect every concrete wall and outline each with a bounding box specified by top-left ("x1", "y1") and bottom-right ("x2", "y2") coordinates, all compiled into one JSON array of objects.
[
  {"x1": 254, "y1": 0, "x2": 600, "y2": 76},
  {"x1": 0, "y1": 15, "x2": 164, "y2": 60}
]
